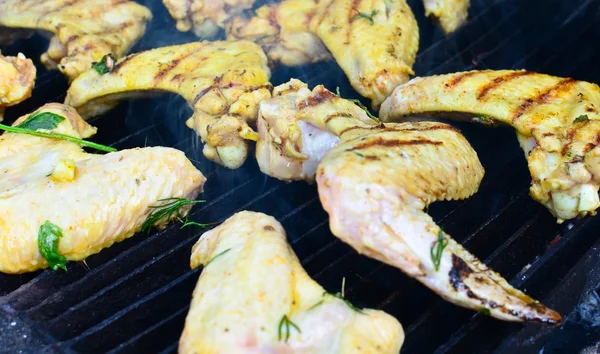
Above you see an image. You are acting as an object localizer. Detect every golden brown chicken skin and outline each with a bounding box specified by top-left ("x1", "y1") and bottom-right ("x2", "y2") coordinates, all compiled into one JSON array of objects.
[
  {"x1": 163, "y1": 0, "x2": 255, "y2": 38},
  {"x1": 0, "y1": 0, "x2": 152, "y2": 81},
  {"x1": 226, "y1": 0, "x2": 419, "y2": 109},
  {"x1": 0, "y1": 103, "x2": 206, "y2": 274},
  {"x1": 423, "y1": 0, "x2": 470, "y2": 34},
  {"x1": 380, "y1": 70, "x2": 600, "y2": 222},
  {"x1": 181, "y1": 211, "x2": 404, "y2": 354},
  {"x1": 65, "y1": 40, "x2": 272, "y2": 169},
  {"x1": 0, "y1": 52, "x2": 36, "y2": 121}
]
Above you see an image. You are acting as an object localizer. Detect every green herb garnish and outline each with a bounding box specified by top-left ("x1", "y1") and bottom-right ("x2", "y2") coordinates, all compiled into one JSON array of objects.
[
  {"x1": 141, "y1": 197, "x2": 205, "y2": 232},
  {"x1": 0, "y1": 111, "x2": 116, "y2": 153},
  {"x1": 573, "y1": 114, "x2": 589, "y2": 123},
  {"x1": 38, "y1": 221, "x2": 67, "y2": 271},
  {"x1": 17, "y1": 111, "x2": 65, "y2": 131},
  {"x1": 326, "y1": 277, "x2": 365, "y2": 314},
  {"x1": 430, "y1": 228, "x2": 449, "y2": 271},
  {"x1": 205, "y1": 248, "x2": 232, "y2": 266},
  {"x1": 352, "y1": 9, "x2": 378, "y2": 25},
  {"x1": 479, "y1": 308, "x2": 491, "y2": 316},
  {"x1": 335, "y1": 87, "x2": 379, "y2": 121},
  {"x1": 91, "y1": 54, "x2": 115, "y2": 75},
  {"x1": 472, "y1": 115, "x2": 494, "y2": 125},
  {"x1": 308, "y1": 299, "x2": 325, "y2": 310},
  {"x1": 278, "y1": 315, "x2": 301, "y2": 343},
  {"x1": 180, "y1": 218, "x2": 213, "y2": 230}
]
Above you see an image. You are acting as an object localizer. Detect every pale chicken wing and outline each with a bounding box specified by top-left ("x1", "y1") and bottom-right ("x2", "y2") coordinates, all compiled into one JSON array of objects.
[
  {"x1": 423, "y1": 0, "x2": 470, "y2": 34},
  {"x1": 316, "y1": 123, "x2": 561, "y2": 324},
  {"x1": 0, "y1": 0, "x2": 152, "y2": 81},
  {"x1": 163, "y1": 0, "x2": 255, "y2": 38},
  {"x1": 180, "y1": 211, "x2": 404, "y2": 354},
  {"x1": 0, "y1": 52, "x2": 36, "y2": 121},
  {"x1": 0, "y1": 103, "x2": 206, "y2": 274},
  {"x1": 380, "y1": 70, "x2": 600, "y2": 222},
  {"x1": 226, "y1": 0, "x2": 419, "y2": 109},
  {"x1": 65, "y1": 41, "x2": 272, "y2": 169}
]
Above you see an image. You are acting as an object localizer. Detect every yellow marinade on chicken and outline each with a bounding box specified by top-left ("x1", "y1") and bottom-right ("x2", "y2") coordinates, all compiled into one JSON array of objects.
[
  {"x1": 0, "y1": 103, "x2": 206, "y2": 274},
  {"x1": 180, "y1": 211, "x2": 404, "y2": 354},
  {"x1": 0, "y1": 52, "x2": 36, "y2": 121},
  {"x1": 163, "y1": 0, "x2": 255, "y2": 38},
  {"x1": 423, "y1": 0, "x2": 470, "y2": 34},
  {"x1": 256, "y1": 80, "x2": 562, "y2": 324},
  {"x1": 65, "y1": 40, "x2": 272, "y2": 169},
  {"x1": 0, "y1": 0, "x2": 152, "y2": 81},
  {"x1": 380, "y1": 70, "x2": 600, "y2": 222},
  {"x1": 226, "y1": 0, "x2": 419, "y2": 109}
]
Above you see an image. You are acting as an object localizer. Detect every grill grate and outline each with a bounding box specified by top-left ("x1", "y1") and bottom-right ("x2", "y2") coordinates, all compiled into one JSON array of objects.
[{"x1": 1, "y1": 0, "x2": 600, "y2": 353}]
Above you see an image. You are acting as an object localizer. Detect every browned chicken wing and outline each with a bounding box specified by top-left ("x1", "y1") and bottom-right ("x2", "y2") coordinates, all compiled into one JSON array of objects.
[{"x1": 0, "y1": 52, "x2": 36, "y2": 121}]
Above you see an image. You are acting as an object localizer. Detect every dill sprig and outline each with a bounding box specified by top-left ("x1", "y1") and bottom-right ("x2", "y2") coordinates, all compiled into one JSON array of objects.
[
  {"x1": 327, "y1": 277, "x2": 365, "y2": 314},
  {"x1": 205, "y1": 248, "x2": 231, "y2": 266},
  {"x1": 430, "y1": 228, "x2": 449, "y2": 271},
  {"x1": 335, "y1": 87, "x2": 379, "y2": 121},
  {"x1": 352, "y1": 9, "x2": 378, "y2": 25},
  {"x1": 141, "y1": 198, "x2": 205, "y2": 232},
  {"x1": 180, "y1": 218, "x2": 214, "y2": 230},
  {"x1": 278, "y1": 315, "x2": 301, "y2": 343}
]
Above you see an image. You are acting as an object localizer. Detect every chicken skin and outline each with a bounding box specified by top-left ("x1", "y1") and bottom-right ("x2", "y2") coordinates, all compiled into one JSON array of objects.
[
  {"x1": 423, "y1": 0, "x2": 470, "y2": 34},
  {"x1": 65, "y1": 41, "x2": 272, "y2": 169},
  {"x1": 0, "y1": 52, "x2": 36, "y2": 121},
  {"x1": 163, "y1": 0, "x2": 255, "y2": 38},
  {"x1": 380, "y1": 70, "x2": 600, "y2": 222},
  {"x1": 0, "y1": 103, "x2": 206, "y2": 274},
  {"x1": 180, "y1": 211, "x2": 404, "y2": 354},
  {"x1": 256, "y1": 80, "x2": 562, "y2": 323},
  {"x1": 226, "y1": 0, "x2": 419, "y2": 109},
  {"x1": 0, "y1": 0, "x2": 152, "y2": 81}
]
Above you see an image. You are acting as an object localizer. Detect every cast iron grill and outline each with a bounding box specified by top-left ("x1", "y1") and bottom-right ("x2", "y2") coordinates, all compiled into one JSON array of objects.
[{"x1": 1, "y1": 0, "x2": 600, "y2": 353}]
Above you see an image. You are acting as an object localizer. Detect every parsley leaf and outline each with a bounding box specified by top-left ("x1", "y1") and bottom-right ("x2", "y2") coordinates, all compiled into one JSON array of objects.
[
  {"x1": 38, "y1": 221, "x2": 67, "y2": 271},
  {"x1": 17, "y1": 111, "x2": 65, "y2": 131},
  {"x1": 573, "y1": 114, "x2": 589, "y2": 123},
  {"x1": 91, "y1": 54, "x2": 116, "y2": 75}
]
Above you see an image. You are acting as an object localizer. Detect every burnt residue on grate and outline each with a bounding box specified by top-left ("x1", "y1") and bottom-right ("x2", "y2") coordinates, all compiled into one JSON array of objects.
[{"x1": 1, "y1": 0, "x2": 600, "y2": 353}]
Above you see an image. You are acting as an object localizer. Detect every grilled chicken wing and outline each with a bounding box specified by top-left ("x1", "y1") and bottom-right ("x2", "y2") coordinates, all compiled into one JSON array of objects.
[
  {"x1": 163, "y1": 0, "x2": 255, "y2": 38},
  {"x1": 380, "y1": 70, "x2": 600, "y2": 222},
  {"x1": 226, "y1": 0, "x2": 419, "y2": 109},
  {"x1": 316, "y1": 123, "x2": 561, "y2": 324},
  {"x1": 0, "y1": 0, "x2": 152, "y2": 81},
  {"x1": 0, "y1": 103, "x2": 206, "y2": 274},
  {"x1": 65, "y1": 41, "x2": 272, "y2": 169},
  {"x1": 180, "y1": 211, "x2": 404, "y2": 354},
  {"x1": 423, "y1": 0, "x2": 470, "y2": 34},
  {"x1": 256, "y1": 81, "x2": 561, "y2": 323},
  {"x1": 0, "y1": 52, "x2": 36, "y2": 121}
]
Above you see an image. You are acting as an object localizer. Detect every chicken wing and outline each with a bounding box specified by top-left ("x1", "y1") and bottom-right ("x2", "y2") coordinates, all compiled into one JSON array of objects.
[
  {"x1": 423, "y1": 0, "x2": 470, "y2": 34},
  {"x1": 0, "y1": 0, "x2": 152, "y2": 81},
  {"x1": 226, "y1": 0, "x2": 419, "y2": 109},
  {"x1": 0, "y1": 52, "x2": 36, "y2": 121},
  {"x1": 0, "y1": 103, "x2": 206, "y2": 274},
  {"x1": 65, "y1": 41, "x2": 272, "y2": 169},
  {"x1": 316, "y1": 123, "x2": 561, "y2": 324},
  {"x1": 163, "y1": 0, "x2": 255, "y2": 38},
  {"x1": 180, "y1": 211, "x2": 404, "y2": 354},
  {"x1": 380, "y1": 70, "x2": 600, "y2": 222}
]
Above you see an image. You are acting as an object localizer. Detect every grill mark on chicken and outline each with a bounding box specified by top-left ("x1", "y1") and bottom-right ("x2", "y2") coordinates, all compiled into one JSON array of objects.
[
  {"x1": 112, "y1": 53, "x2": 138, "y2": 73},
  {"x1": 449, "y1": 254, "x2": 473, "y2": 291},
  {"x1": 445, "y1": 72, "x2": 477, "y2": 88},
  {"x1": 297, "y1": 90, "x2": 337, "y2": 109},
  {"x1": 41, "y1": 0, "x2": 80, "y2": 17},
  {"x1": 512, "y1": 78, "x2": 576, "y2": 123},
  {"x1": 477, "y1": 71, "x2": 533, "y2": 99},
  {"x1": 154, "y1": 48, "x2": 204, "y2": 83},
  {"x1": 338, "y1": 123, "x2": 456, "y2": 136},
  {"x1": 347, "y1": 137, "x2": 443, "y2": 151},
  {"x1": 323, "y1": 112, "x2": 354, "y2": 123}
]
